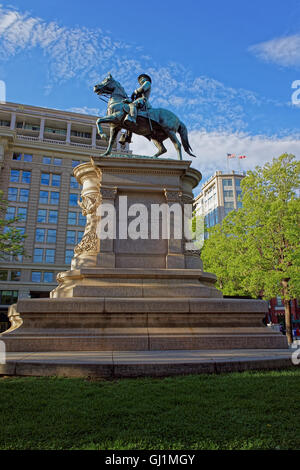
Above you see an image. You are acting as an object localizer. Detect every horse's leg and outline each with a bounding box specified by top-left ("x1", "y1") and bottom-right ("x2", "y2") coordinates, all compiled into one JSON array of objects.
[
  {"x1": 167, "y1": 131, "x2": 182, "y2": 160},
  {"x1": 96, "y1": 118, "x2": 107, "y2": 140},
  {"x1": 151, "y1": 139, "x2": 167, "y2": 158},
  {"x1": 96, "y1": 111, "x2": 124, "y2": 139},
  {"x1": 101, "y1": 126, "x2": 120, "y2": 156}
]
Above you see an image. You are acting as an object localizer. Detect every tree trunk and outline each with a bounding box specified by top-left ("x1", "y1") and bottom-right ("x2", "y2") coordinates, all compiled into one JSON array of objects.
[{"x1": 282, "y1": 279, "x2": 293, "y2": 345}]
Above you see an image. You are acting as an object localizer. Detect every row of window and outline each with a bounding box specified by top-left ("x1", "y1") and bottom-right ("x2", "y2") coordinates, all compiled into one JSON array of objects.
[
  {"x1": 38, "y1": 210, "x2": 85, "y2": 226},
  {"x1": 31, "y1": 272, "x2": 54, "y2": 283},
  {"x1": 35, "y1": 229, "x2": 84, "y2": 245},
  {"x1": 10, "y1": 170, "x2": 31, "y2": 184},
  {"x1": 5, "y1": 207, "x2": 86, "y2": 226},
  {"x1": 36, "y1": 229, "x2": 57, "y2": 244},
  {"x1": 41, "y1": 173, "x2": 61, "y2": 187},
  {"x1": 0, "y1": 270, "x2": 21, "y2": 282},
  {"x1": 8, "y1": 188, "x2": 29, "y2": 202},
  {"x1": 6, "y1": 207, "x2": 27, "y2": 221},
  {"x1": 0, "y1": 290, "x2": 18, "y2": 305},
  {"x1": 33, "y1": 248, "x2": 74, "y2": 264},
  {"x1": 10, "y1": 170, "x2": 81, "y2": 189},
  {"x1": 222, "y1": 178, "x2": 242, "y2": 188},
  {"x1": 13, "y1": 153, "x2": 33, "y2": 162}
]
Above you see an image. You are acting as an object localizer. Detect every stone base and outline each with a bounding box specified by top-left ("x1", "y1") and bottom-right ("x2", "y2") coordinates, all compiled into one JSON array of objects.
[
  {"x1": 51, "y1": 268, "x2": 222, "y2": 299},
  {"x1": 1, "y1": 297, "x2": 288, "y2": 352}
]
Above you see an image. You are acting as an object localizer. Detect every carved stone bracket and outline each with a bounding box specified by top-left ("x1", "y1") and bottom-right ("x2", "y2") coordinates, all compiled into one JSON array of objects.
[
  {"x1": 100, "y1": 187, "x2": 117, "y2": 200},
  {"x1": 164, "y1": 189, "x2": 182, "y2": 203}
]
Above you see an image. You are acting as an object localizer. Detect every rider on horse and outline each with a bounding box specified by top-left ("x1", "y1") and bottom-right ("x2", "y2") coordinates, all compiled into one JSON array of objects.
[
  {"x1": 125, "y1": 73, "x2": 152, "y2": 124},
  {"x1": 121, "y1": 73, "x2": 152, "y2": 144}
]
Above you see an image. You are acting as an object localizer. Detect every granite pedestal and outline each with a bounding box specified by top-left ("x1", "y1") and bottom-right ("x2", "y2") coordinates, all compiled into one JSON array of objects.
[{"x1": 1, "y1": 155, "x2": 288, "y2": 352}]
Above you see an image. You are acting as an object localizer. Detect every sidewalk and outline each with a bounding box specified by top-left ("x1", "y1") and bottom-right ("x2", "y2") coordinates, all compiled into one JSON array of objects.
[{"x1": 0, "y1": 349, "x2": 295, "y2": 378}]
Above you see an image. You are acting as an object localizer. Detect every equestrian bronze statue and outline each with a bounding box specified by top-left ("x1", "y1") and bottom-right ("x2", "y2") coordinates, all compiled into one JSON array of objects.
[{"x1": 94, "y1": 73, "x2": 197, "y2": 160}]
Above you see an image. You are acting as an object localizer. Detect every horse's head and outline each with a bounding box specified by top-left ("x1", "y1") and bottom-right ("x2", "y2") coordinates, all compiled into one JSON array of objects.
[{"x1": 94, "y1": 73, "x2": 115, "y2": 96}]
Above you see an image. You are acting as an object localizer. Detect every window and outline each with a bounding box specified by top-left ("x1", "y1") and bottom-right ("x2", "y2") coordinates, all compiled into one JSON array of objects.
[
  {"x1": 69, "y1": 193, "x2": 78, "y2": 206},
  {"x1": 44, "y1": 272, "x2": 54, "y2": 283},
  {"x1": 35, "y1": 228, "x2": 45, "y2": 243},
  {"x1": 53, "y1": 158, "x2": 62, "y2": 166},
  {"x1": 19, "y1": 189, "x2": 29, "y2": 202},
  {"x1": 235, "y1": 179, "x2": 242, "y2": 187},
  {"x1": 45, "y1": 249, "x2": 55, "y2": 264},
  {"x1": 43, "y1": 156, "x2": 51, "y2": 165},
  {"x1": 22, "y1": 171, "x2": 31, "y2": 184},
  {"x1": 78, "y1": 213, "x2": 86, "y2": 226},
  {"x1": 78, "y1": 231, "x2": 84, "y2": 243},
  {"x1": 33, "y1": 248, "x2": 43, "y2": 263},
  {"x1": 0, "y1": 271, "x2": 8, "y2": 281},
  {"x1": 224, "y1": 190, "x2": 233, "y2": 198},
  {"x1": 222, "y1": 179, "x2": 232, "y2": 187},
  {"x1": 10, "y1": 170, "x2": 20, "y2": 183},
  {"x1": 70, "y1": 176, "x2": 79, "y2": 189},
  {"x1": 276, "y1": 296, "x2": 284, "y2": 307},
  {"x1": 52, "y1": 174, "x2": 61, "y2": 187},
  {"x1": 72, "y1": 160, "x2": 80, "y2": 168},
  {"x1": 39, "y1": 191, "x2": 49, "y2": 204},
  {"x1": 68, "y1": 212, "x2": 77, "y2": 225},
  {"x1": 6, "y1": 207, "x2": 15, "y2": 220},
  {"x1": 66, "y1": 230, "x2": 76, "y2": 245},
  {"x1": 32, "y1": 271, "x2": 42, "y2": 282},
  {"x1": 0, "y1": 290, "x2": 18, "y2": 305},
  {"x1": 41, "y1": 173, "x2": 50, "y2": 185},
  {"x1": 47, "y1": 229, "x2": 56, "y2": 244},
  {"x1": 23, "y1": 154, "x2": 32, "y2": 162},
  {"x1": 8, "y1": 187, "x2": 18, "y2": 201},
  {"x1": 16, "y1": 228, "x2": 25, "y2": 236},
  {"x1": 237, "y1": 201, "x2": 243, "y2": 209},
  {"x1": 50, "y1": 192, "x2": 59, "y2": 205},
  {"x1": 13, "y1": 152, "x2": 22, "y2": 161},
  {"x1": 37, "y1": 209, "x2": 47, "y2": 223},
  {"x1": 11, "y1": 271, "x2": 21, "y2": 282},
  {"x1": 45, "y1": 127, "x2": 66, "y2": 135},
  {"x1": 65, "y1": 250, "x2": 74, "y2": 264},
  {"x1": 48, "y1": 210, "x2": 58, "y2": 224}
]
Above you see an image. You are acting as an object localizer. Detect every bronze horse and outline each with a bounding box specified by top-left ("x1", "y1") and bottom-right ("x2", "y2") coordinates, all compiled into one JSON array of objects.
[{"x1": 94, "y1": 74, "x2": 196, "y2": 160}]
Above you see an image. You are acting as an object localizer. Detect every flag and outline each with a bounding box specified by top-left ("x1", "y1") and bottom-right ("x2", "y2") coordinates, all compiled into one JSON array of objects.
[
  {"x1": 238, "y1": 155, "x2": 247, "y2": 159},
  {"x1": 227, "y1": 153, "x2": 236, "y2": 158}
]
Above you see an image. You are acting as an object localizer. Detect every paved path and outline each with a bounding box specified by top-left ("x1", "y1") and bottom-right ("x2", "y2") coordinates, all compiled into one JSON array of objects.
[{"x1": 0, "y1": 349, "x2": 296, "y2": 378}]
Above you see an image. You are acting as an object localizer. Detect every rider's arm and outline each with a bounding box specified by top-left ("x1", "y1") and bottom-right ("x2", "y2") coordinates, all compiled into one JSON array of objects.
[{"x1": 134, "y1": 81, "x2": 151, "y2": 95}]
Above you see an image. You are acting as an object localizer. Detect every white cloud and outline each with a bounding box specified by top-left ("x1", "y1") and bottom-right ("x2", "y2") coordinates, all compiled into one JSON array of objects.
[
  {"x1": 67, "y1": 106, "x2": 100, "y2": 116},
  {"x1": 132, "y1": 131, "x2": 300, "y2": 188},
  {"x1": 0, "y1": 5, "x2": 274, "y2": 133},
  {"x1": 249, "y1": 34, "x2": 300, "y2": 67}
]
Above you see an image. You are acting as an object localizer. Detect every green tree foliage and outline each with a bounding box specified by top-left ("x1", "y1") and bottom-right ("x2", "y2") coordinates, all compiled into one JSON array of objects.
[
  {"x1": 0, "y1": 190, "x2": 26, "y2": 259},
  {"x1": 201, "y1": 154, "x2": 300, "y2": 343}
]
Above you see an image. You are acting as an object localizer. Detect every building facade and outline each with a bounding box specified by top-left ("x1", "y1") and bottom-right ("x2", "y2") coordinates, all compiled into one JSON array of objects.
[
  {"x1": 195, "y1": 169, "x2": 300, "y2": 326},
  {"x1": 0, "y1": 102, "x2": 130, "y2": 319},
  {"x1": 194, "y1": 170, "x2": 245, "y2": 234}
]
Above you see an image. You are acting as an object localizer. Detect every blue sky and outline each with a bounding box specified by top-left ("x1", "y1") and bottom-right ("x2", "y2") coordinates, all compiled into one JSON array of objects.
[{"x1": 0, "y1": 0, "x2": 300, "y2": 181}]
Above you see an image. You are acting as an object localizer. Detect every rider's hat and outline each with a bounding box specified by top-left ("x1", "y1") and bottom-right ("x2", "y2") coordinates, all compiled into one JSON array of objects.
[{"x1": 138, "y1": 73, "x2": 152, "y2": 83}]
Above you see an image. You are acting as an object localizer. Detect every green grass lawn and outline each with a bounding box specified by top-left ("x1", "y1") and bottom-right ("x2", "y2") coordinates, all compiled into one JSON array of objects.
[{"x1": 0, "y1": 369, "x2": 300, "y2": 450}]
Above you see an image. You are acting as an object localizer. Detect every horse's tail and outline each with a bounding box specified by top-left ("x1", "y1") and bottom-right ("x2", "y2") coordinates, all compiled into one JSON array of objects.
[{"x1": 178, "y1": 121, "x2": 197, "y2": 158}]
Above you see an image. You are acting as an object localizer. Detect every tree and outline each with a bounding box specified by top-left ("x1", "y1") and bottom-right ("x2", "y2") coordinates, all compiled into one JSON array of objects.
[
  {"x1": 201, "y1": 154, "x2": 300, "y2": 344},
  {"x1": 0, "y1": 190, "x2": 26, "y2": 259}
]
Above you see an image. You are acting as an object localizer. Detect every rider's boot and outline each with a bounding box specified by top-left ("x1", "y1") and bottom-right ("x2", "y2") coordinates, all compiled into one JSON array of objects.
[{"x1": 124, "y1": 103, "x2": 137, "y2": 123}]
